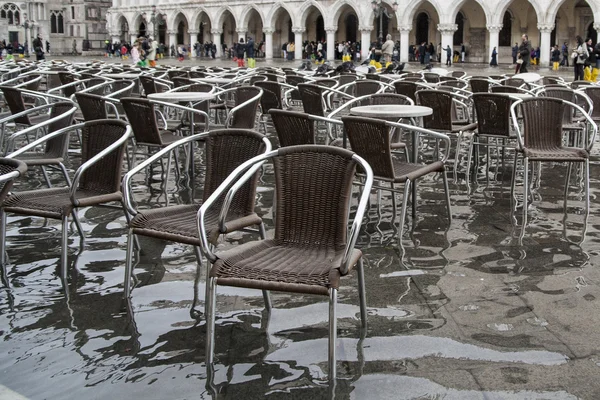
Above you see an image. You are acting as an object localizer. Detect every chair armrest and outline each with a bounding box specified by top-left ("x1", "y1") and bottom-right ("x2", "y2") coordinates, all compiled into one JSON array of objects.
[
  {"x1": 327, "y1": 95, "x2": 372, "y2": 119},
  {"x1": 149, "y1": 99, "x2": 211, "y2": 132},
  {"x1": 385, "y1": 120, "x2": 452, "y2": 162},
  {"x1": 7, "y1": 122, "x2": 83, "y2": 158},
  {"x1": 70, "y1": 125, "x2": 132, "y2": 205},
  {"x1": 106, "y1": 81, "x2": 136, "y2": 99},
  {"x1": 121, "y1": 131, "x2": 209, "y2": 215},
  {"x1": 0, "y1": 102, "x2": 60, "y2": 125}
]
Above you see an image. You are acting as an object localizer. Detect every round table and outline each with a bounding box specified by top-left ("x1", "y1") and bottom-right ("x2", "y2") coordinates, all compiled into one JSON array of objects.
[
  {"x1": 350, "y1": 104, "x2": 433, "y2": 118},
  {"x1": 148, "y1": 92, "x2": 215, "y2": 102},
  {"x1": 429, "y1": 68, "x2": 449, "y2": 76},
  {"x1": 103, "y1": 73, "x2": 140, "y2": 79},
  {"x1": 192, "y1": 77, "x2": 234, "y2": 85},
  {"x1": 514, "y1": 72, "x2": 541, "y2": 83}
]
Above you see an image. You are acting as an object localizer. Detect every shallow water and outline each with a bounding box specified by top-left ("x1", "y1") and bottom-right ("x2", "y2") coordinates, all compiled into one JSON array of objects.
[{"x1": 2, "y1": 65, "x2": 600, "y2": 399}]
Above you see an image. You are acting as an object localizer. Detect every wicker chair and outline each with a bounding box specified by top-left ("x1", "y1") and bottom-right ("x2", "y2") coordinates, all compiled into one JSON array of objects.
[
  {"x1": 74, "y1": 92, "x2": 120, "y2": 122},
  {"x1": 469, "y1": 78, "x2": 491, "y2": 93},
  {"x1": 212, "y1": 86, "x2": 263, "y2": 129},
  {"x1": 451, "y1": 71, "x2": 467, "y2": 79},
  {"x1": 167, "y1": 70, "x2": 189, "y2": 80},
  {"x1": 0, "y1": 86, "x2": 49, "y2": 128},
  {"x1": 510, "y1": 98, "x2": 596, "y2": 242},
  {"x1": 467, "y1": 93, "x2": 517, "y2": 184},
  {"x1": 139, "y1": 75, "x2": 172, "y2": 97},
  {"x1": 5, "y1": 102, "x2": 77, "y2": 187},
  {"x1": 355, "y1": 80, "x2": 384, "y2": 96},
  {"x1": 270, "y1": 109, "x2": 318, "y2": 147},
  {"x1": 255, "y1": 81, "x2": 284, "y2": 133},
  {"x1": 342, "y1": 116, "x2": 452, "y2": 241},
  {"x1": 393, "y1": 81, "x2": 420, "y2": 103},
  {"x1": 122, "y1": 129, "x2": 270, "y2": 298},
  {"x1": 539, "y1": 87, "x2": 590, "y2": 147},
  {"x1": 366, "y1": 73, "x2": 381, "y2": 81},
  {"x1": 580, "y1": 86, "x2": 600, "y2": 124},
  {"x1": 0, "y1": 119, "x2": 132, "y2": 275},
  {"x1": 199, "y1": 144, "x2": 373, "y2": 381},
  {"x1": 423, "y1": 73, "x2": 440, "y2": 84}
]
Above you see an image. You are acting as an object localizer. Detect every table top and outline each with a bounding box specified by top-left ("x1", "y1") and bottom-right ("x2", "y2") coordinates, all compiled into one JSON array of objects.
[
  {"x1": 192, "y1": 77, "x2": 234, "y2": 84},
  {"x1": 429, "y1": 68, "x2": 449, "y2": 76},
  {"x1": 514, "y1": 72, "x2": 541, "y2": 83},
  {"x1": 148, "y1": 92, "x2": 215, "y2": 102},
  {"x1": 350, "y1": 105, "x2": 433, "y2": 118},
  {"x1": 103, "y1": 73, "x2": 140, "y2": 79}
]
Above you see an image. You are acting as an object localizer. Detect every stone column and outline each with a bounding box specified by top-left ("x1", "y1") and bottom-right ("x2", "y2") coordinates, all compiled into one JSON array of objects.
[
  {"x1": 437, "y1": 23, "x2": 457, "y2": 63},
  {"x1": 538, "y1": 24, "x2": 554, "y2": 67},
  {"x1": 487, "y1": 24, "x2": 502, "y2": 64},
  {"x1": 236, "y1": 28, "x2": 247, "y2": 43},
  {"x1": 211, "y1": 29, "x2": 222, "y2": 57},
  {"x1": 111, "y1": 31, "x2": 121, "y2": 44},
  {"x1": 398, "y1": 25, "x2": 411, "y2": 63},
  {"x1": 189, "y1": 30, "x2": 198, "y2": 54},
  {"x1": 293, "y1": 28, "x2": 304, "y2": 60},
  {"x1": 360, "y1": 28, "x2": 372, "y2": 60},
  {"x1": 595, "y1": 23, "x2": 600, "y2": 42},
  {"x1": 129, "y1": 31, "x2": 137, "y2": 44},
  {"x1": 264, "y1": 28, "x2": 274, "y2": 59},
  {"x1": 326, "y1": 28, "x2": 335, "y2": 61}
]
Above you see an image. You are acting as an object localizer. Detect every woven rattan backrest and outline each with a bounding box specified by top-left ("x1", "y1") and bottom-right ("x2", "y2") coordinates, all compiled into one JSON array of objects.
[
  {"x1": 298, "y1": 83, "x2": 328, "y2": 116},
  {"x1": 1, "y1": 86, "x2": 29, "y2": 125},
  {"x1": 451, "y1": 71, "x2": 466, "y2": 78},
  {"x1": 571, "y1": 80, "x2": 592, "y2": 89},
  {"x1": 472, "y1": 93, "x2": 513, "y2": 138},
  {"x1": 370, "y1": 93, "x2": 412, "y2": 105},
  {"x1": 167, "y1": 70, "x2": 189, "y2": 80},
  {"x1": 45, "y1": 102, "x2": 76, "y2": 157},
  {"x1": 273, "y1": 145, "x2": 357, "y2": 248},
  {"x1": 188, "y1": 71, "x2": 206, "y2": 79},
  {"x1": 543, "y1": 88, "x2": 576, "y2": 124},
  {"x1": 365, "y1": 73, "x2": 381, "y2": 81},
  {"x1": 520, "y1": 98, "x2": 564, "y2": 150},
  {"x1": 440, "y1": 80, "x2": 466, "y2": 89},
  {"x1": 394, "y1": 81, "x2": 418, "y2": 102},
  {"x1": 249, "y1": 75, "x2": 268, "y2": 85},
  {"x1": 343, "y1": 116, "x2": 394, "y2": 179},
  {"x1": 417, "y1": 90, "x2": 453, "y2": 131},
  {"x1": 22, "y1": 74, "x2": 41, "y2": 91},
  {"x1": 313, "y1": 78, "x2": 337, "y2": 88},
  {"x1": 203, "y1": 129, "x2": 265, "y2": 217},
  {"x1": 264, "y1": 73, "x2": 281, "y2": 82},
  {"x1": 78, "y1": 119, "x2": 128, "y2": 194},
  {"x1": 139, "y1": 75, "x2": 157, "y2": 96},
  {"x1": 542, "y1": 77, "x2": 561, "y2": 85},
  {"x1": 186, "y1": 83, "x2": 213, "y2": 93},
  {"x1": 58, "y1": 71, "x2": 76, "y2": 86},
  {"x1": 285, "y1": 75, "x2": 306, "y2": 86},
  {"x1": 75, "y1": 92, "x2": 108, "y2": 121},
  {"x1": 172, "y1": 77, "x2": 196, "y2": 88},
  {"x1": 490, "y1": 85, "x2": 520, "y2": 94},
  {"x1": 255, "y1": 81, "x2": 282, "y2": 113},
  {"x1": 229, "y1": 86, "x2": 262, "y2": 129},
  {"x1": 423, "y1": 73, "x2": 440, "y2": 83},
  {"x1": 120, "y1": 97, "x2": 163, "y2": 145},
  {"x1": 270, "y1": 109, "x2": 315, "y2": 147},
  {"x1": 338, "y1": 75, "x2": 358, "y2": 86},
  {"x1": 504, "y1": 78, "x2": 525, "y2": 88},
  {"x1": 584, "y1": 87, "x2": 600, "y2": 119},
  {"x1": 0, "y1": 158, "x2": 27, "y2": 202},
  {"x1": 110, "y1": 80, "x2": 134, "y2": 98},
  {"x1": 470, "y1": 79, "x2": 490, "y2": 93},
  {"x1": 355, "y1": 80, "x2": 381, "y2": 97}
]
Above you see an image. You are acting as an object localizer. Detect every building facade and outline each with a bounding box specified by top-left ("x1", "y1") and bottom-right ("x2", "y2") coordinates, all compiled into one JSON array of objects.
[{"x1": 0, "y1": 0, "x2": 111, "y2": 54}]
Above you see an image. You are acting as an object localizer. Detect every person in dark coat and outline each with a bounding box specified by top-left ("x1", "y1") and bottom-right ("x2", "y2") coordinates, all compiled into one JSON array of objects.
[
  {"x1": 418, "y1": 42, "x2": 426, "y2": 64},
  {"x1": 512, "y1": 43, "x2": 519, "y2": 64},
  {"x1": 236, "y1": 38, "x2": 246, "y2": 67},
  {"x1": 551, "y1": 45, "x2": 561, "y2": 70},
  {"x1": 517, "y1": 34, "x2": 532, "y2": 73},
  {"x1": 490, "y1": 47, "x2": 498, "y2": 66},
  {"x1": 445, "y1": 45, "x2": 452, "y2": 66}
]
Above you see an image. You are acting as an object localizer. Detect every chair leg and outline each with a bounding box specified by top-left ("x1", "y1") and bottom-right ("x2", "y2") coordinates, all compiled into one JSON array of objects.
[
  {"x1": 121, "y1": 202, "x2": 140, "y2": 250},
  {"x1": 59, "y1": 163, "x2": 72, "y2": 187},
  {"x1": 584, "y1": 159, "x2": 590, "y2": 219},
  {"x1": 520, "y1": 158, "x2": 529, "y2": 243},
  {"x1": 71, "y1": 210, "x2": 85, "y2": 240},
  {"x1": 398, "y1": 180, "x2": 412, "y2": 245},
  {"x1": 357, "y1": 258, "x2": 367, "y2": 329},
  {"x1": 124, "y1": 228, "x2": 135, "y2": 298},
  {"x1": 564, "y1": 163, "x2": 573, "y2": 212},
  {"x1": 0, "y1": 210, "x2": 6, "y2": 267},
  {"x1": 328, "y1": 288, "x2": 338, "y2": 381},
  {"x1": 510, "y1": 152, "x2": 519, "y2": 210},
  {"x1": 466, "y1": 136, "x2": 474, "y2": 185},
  {"x1": 61, "y1": 216, "x2": 69, "y2": 277},
  {"x1": 390, "y1": 183, "x2": 397, "y2": 221},
  {"x1": 41, "y1": 166, "x2": 52, "y2": 188},
  {"x1": 442, "y1": 167, "x2": 452, "y2": 223},
  {"x1": 205, "y1": 277, "x2": 217, "y2": 366}
]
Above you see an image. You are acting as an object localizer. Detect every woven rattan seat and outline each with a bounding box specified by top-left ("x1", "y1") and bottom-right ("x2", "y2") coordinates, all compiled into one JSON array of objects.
[
  {"x1": 201, "y1": 145, "x2": 373, "y2": 381},
  {"x1": 1, "y1": 119, "x2": 131, "y2": 275}
]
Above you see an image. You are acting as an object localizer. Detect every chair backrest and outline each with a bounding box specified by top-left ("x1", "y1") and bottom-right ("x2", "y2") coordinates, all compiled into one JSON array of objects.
[
  {"x1": 470, "y1": 78, "x2": 490, "y2": 93},
  {"x1": 394, "y1": 81, "x2": 418, "y2": 102},
  {"x1": 369, "y1": 93, "x2": 413, "y2": 105},
  {"x1": 203, "y1": 129, "x2": 266, "y2": 219},
  {"x1": 272, "y1": 145, "x2": 357, "y2": 248},
  {"x1": 120, "y1": 97, "x2": 164, "y2": 145},
  {"x1": 571, "y1": 80, "x2": 592, "y2": 89},
  {"x1": 255, "y1": 81, "x2": 282, "y2": 114},
  {"x1": 75, "y1": 92, "x2": 108, "y2": 121},
  {"x1": 139, "y1": 75, "x2": 157, "y2": 96},
  {"x1": 583, "y1": 86, "x2": 600, "y2": 120},
  {"x1": 503, "y1": 78, "x2": 525, "y2": 87},
  {"x1": 439, "y1": 80, "x2": 467, "y2": 89},
  {"x1": 417, "y1": 90, "x2": 453, "y2": 131},
  {"x1": 44, "y1": 101, "x2": 77, "y2": 158},
  {"x1": 78, "y1": 119, "x2": 129, "y2": 194},
  {"x1": 188, "y1": 71, "x2": 206, "y2": 79},
  {"x1": 342, "y1": 116, "x2": 394, "y2": 180},
  {"x1": 451, "y1": 71, "x2": 466, "y2": 78},
  {"x1": 167, "y1": 70, "x2": 189, "y2": 80},
  {"x1": 423, "y1": 73, "x2": 440, "y2": 83},
  {"x1": 298, "y1": 83, "x2": 328, "y2": 116},
  {"x1": 312, "y1": 78, "x2": 337, "y2": 88},
  {"x1": 490, "y1": 85, "x2": 520, "y2": 93},
  {"x1": 338, "y1": 74, "x2": 358, "y2": 86},
  {"x1": 249, "y1": 75, "x2": 268, "y2": 85},
  {"x1": 355, "y1": 80, "x2": 381, "y2": 97},
  {"x1": 365, "y1": 73, "x2": 381, "y2": 81},
  {"x1": 270, "y1": 109, "x2": 315, "y2": 147},
  {"x1": 541, "y1": 87, "x2": 577, "y2": 124},
  {"x1": 110, "y1": 80, "x2": 134, "y2": 98},
  {"x1": 58, "y1": 71, "x2": 77, "y2": 86},
  {"x1": 172, "y1": 77, "x2": 196, "y2": 88},
  {"x1": 472, "y1": 93, "x2": 513, "y2": 138},
  {"x1": 519, "y1": 98, "x2": 564, "y2": 150},
  {"x1": 285, "y1": 75, "x2": 306, "y2": 86},
  {"x1": 0, "y1": 158, "x2": 27, "y2": 202},
  {"x1": 542, "y1": 77, "x2": 562, "y2": 85},
  {"x1": 185, "y1": 83, "x2": 213, "y2": 93},
  {"x1": 0, "y1": 86, "x2": 30, "y2": 125},
  {"x1": 228, "y1": 86, "x2": 262, "y2": 129},
  {"x1": 22, "y1": 74, "x2": 41, "y2": 91}
]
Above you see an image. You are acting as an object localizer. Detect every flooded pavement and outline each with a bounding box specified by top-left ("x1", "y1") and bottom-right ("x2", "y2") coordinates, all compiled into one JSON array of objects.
[{"x1": 2, "y1": 57, "x2": 600, "y2": 399}]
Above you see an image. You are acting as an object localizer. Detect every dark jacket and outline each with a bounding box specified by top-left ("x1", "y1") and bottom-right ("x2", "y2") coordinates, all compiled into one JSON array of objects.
[
  {"x1": 518, "y1": 40, "x2": 532, "y2": 63},
  {"x1": 246, "y1": 39, "x2": 255, "y2": 58},
  {"x1": 236, "y1": 41, "x2": 246, "y2": 58},
  {"x1": 551, "y1": 49, "x2": 561, "y2": 62},
  {"x1": 587, "y1": 44, "x2": 597, "y2": 64}
]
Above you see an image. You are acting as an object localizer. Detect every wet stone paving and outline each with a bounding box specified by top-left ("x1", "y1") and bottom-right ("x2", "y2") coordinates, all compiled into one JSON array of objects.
[{"x1": 1, "y1": 57, "x2": 600, "y2": 399}]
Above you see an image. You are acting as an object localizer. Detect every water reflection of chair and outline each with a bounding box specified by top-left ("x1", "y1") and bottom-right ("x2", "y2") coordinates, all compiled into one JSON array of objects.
[
  {"x1": 122, "y1": 129, "x2": 270, "y2": 298},
  {"x1": 510, "y1": 98, "x2": 597, "y2": 242},
  {"x1": 0, "y1": 119, "x2": 132, "y2": 275},
  {"x1": 200, "y1": 145, "x2": 373, "y2": 381}
]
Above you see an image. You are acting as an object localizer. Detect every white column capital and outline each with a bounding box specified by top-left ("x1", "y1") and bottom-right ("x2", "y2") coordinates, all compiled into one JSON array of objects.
[
  {"x1": 325, "y1": 27, "x2": 337, "y2": 34},
  {"x1": 537, "y1": 23, "x2": 554, "y2": 33},
  {"x1": 263, "y1": 28, "x2": 275, "y2": 35},
  {"x1": 167, "y1": 30, "x2": 177, "y2": 35},
  {"x1": 188, "y1": 30, "x2": 199, "y2": 35},
  {"x1": 398, "y1": 25, "x2": 412, "y2": 33},
  {"x1": 437, "y1": 23, "x2": 458, "y2": 33},
  {"x1": 236, "y1": 28, "x2": 247, "y2": 34},
  {"x1": 487, "y1": 24, "x2": 503, "y2": 33},
  {"x1": 292, "y1": 27, "x2": 305, "y2": 34},
  {"x1": 210, "y1": 29, "x2": 222, "y2": 35}
]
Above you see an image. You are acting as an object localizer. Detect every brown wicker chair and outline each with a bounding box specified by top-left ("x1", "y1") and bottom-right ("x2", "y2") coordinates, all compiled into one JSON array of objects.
[
  {"x1": 490, "y1": 85, "x2": 521, "y2": 94},
  {"x1": 270, "y1": 109, "x2": 318, "y2": 147},
  {"x1": 467, "y1": 93, "x2": 516, "y2": 184},
  {"x1": 510, "y1": 97, "x2": 596, "y2": 242},
  {"x1": 139, "y1": 75, "x2": 172, "y2": 97},
  {"x1": 580, "y1": 86, "x2": 600, "y2": 124},
  {"x1": 0, "y1": 86, "x2": 50, "y2": 128},
  {"x1": 342, "y1": 116, "x2": 452, "y2": 241},
  {"x1": 212, "y1": 86, "x2": 263, "y2": 129},
  {"x1": 355, "y1": 80, "x2": 384, "y2": 96},
  {"x1": 469, "y1": 78, "x2": 491, "y2": 93},
  {"x1": 539, "y1": 87, "x2": 590, "y2": 147},
  {"x1": 74, "y1": 92, "x2": 120, "y2": 122},
  {"x1": 5, "y1": 102, "x2": 77, "y2": 187},
  {"x1": 0, "y1": 119, "x2": 132, "y2": 275},
  {"x1": 122, "y1": 129, "x2": 271, "y2": 298},
  {"x1": 199, "y1": 144, "x2": 373, "y2": 381},
  {"x1": 393, "y1": 81, "x2": 420, "y2": 102}
]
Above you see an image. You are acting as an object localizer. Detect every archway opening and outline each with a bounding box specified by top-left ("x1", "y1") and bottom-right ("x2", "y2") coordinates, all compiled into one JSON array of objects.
[
  {"x1": 499, "y1": 11, "x2": 512, "y2": 46},
  {"x1": 336, "y1": 4, "x2": 359, "y2": 43},
  {"x1": 177, "y1": 21, "x2": 185, "y2": 45},
  {"x1": 453, "y1": 0, "x2": 488, "y2": 62},
  {"x1": 220, "y1": 10, "x2": 236, "y2": 48},
  {"x1": 118, "y1": 16, "x2": 129, "y2": 42},
  {"x1": 453, "y1": 12, "x2": 464, "y2": 45},
  {"x1": 304, "y1": 6, "x2": 325, "y2": 42},
  {"x1": 371, "y1": 3, "x2": 397, "y2": 43},
  {"x1": 138, "y1": 21, "x2": 146, "y2": 38},
  {"x1": 346, "y1": 14, "x2": 358, "y2": 42},
  {"x1": 272, "y1": 7, "x2": 293, "y2": 57},
  {"x1": 246, "y1": 9, "x2": 264, "y2": 49},
  {"x1": 416, "y1": 13, "x2": 429, "y2": 44},
  {"x1": 196, "y1": 12, "x2": 211, "y2": 45}
]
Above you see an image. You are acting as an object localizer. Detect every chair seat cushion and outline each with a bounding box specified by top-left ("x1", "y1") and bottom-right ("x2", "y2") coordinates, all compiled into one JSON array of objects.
[
  {"x1": 3, "y1": 187, "x2": 122, "y2": 219},
  {"x1": 211, "y1": 240, "x2": 362, "y2": 294},
  {"x1": 130, "y1": 203, "x2": 262, "y2": 245},
  {"x1": 522, "y1": 146, "x2": 589, "y2": 161}
]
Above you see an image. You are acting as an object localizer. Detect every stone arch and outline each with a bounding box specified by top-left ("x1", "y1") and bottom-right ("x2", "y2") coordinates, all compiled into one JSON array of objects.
[
  {"x1": 364, "y1": 0, "x2": 400, "y2": 41},
  {"x1": 327, "y1": 0, "x2": 361, "y2": 28},
  {"x1": 214, "y1": 5, "x2": 238, "y2": 29},
  {"x1": 166, "y1": 9, "x2": 189, "y2": 30},
  {"x1": 190, "y1": 7, "x2": 213, "y2": 29},
  {"x1": 267, "y1": 2, "x2": 297, "y2": 28},
  {"x1": 298, "y1": 0, "x2": 328, "y2": 28},
  {"x1": 239, "y1": 4, "x2": 265, "y2": 29},
  {"x1": 446, "y1": 0, "x2": 492, "y2": 26},
  {"x1": 402, "y1": 0, "x2": 443, "y2": 27},
  {"x1": 130, "y1": 12, "x2": 144, "y2": 33},
  {"x1": 546, "y1": 0, "x2": 598, "y2": 26}
]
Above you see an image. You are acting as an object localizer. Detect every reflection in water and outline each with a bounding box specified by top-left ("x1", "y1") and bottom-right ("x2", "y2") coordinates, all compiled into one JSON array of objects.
[{"x1": 0, "y1": 112, "x2": 598, "y2": 399}]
